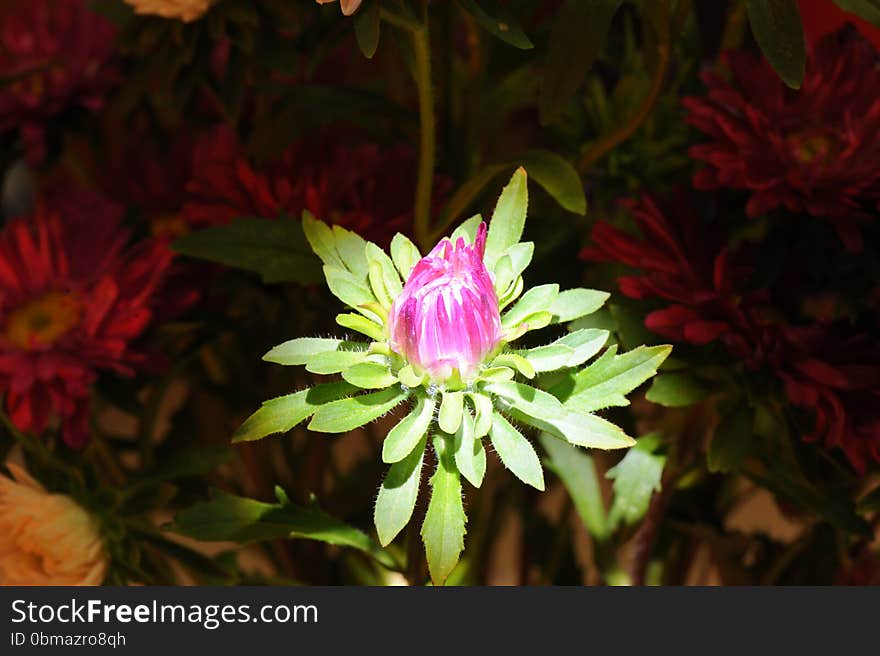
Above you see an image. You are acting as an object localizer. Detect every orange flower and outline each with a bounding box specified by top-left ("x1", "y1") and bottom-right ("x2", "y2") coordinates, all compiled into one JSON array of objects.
[
  {"x1": 0, "y1": 463, "x2": 107, "y2": 585},
  {"x1": 316, "y1": 0, "x2": 362, "y2": 16},
  {"x1": 123, "y1": 0, "x2": 214, "y2": 22}
]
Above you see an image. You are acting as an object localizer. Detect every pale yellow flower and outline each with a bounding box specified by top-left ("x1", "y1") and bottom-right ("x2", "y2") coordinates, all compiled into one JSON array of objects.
[
  {"x1": 123, "y1": 0, "x2": 215, "y2": 22},
  {"x1": 0, "y1": 464, "x2": 107, "y2": 586},
  {"x1": 316, "y1": 0, "x2": 363, "y2": 16}
]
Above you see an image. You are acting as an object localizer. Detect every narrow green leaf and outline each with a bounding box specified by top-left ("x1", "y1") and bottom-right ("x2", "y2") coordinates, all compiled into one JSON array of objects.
[
  {"x1": 489, "y1": 413, "x2": 545, "y2": 490},
  {"x1": 375, "y1": 434, "x2": 427, "y2": 546},
  {"x1": 520, "y1": 328, "x2": 608, "y2": 372},
  {"x1": 454, "y1": 409, "x2": 486, "y2": 488},
  {"x1": 172, "y1": 217, "x2": 321, "y2": 284},
  {"x1": 479, "y1": 366, "x2": 515, "y2": 382},
  {"x1": 342, "y1": 362, "x2": 398, "y2": 389},
  {"x1": 366, "y1": 242, "x2": 403, "y2": 298},
  {"x1": 519, "y1": 150, "x2": 587, "y2": 215},
  {"x1": 529, "y1": 410, "x2": 636, "y2": 450},
  {"x1": 439, "y1": 391, "x2": 464, "y2": 434},
  {"x1": 331, "y1": 225, "x2": 370, "y2": 277},
  {"x1": 501, "y1": 283, "x2": 559, "y2": 330},
  {"x1": 745, "y1": 0, "x2": 806, "y2": 88},
  {"x1": 170, "y1": 489, "x2": 394, "y2": 568},
  {"x1": 263, "y1": 337, "x2": 364, "y2": 366},
  {"x1": 354, "y1": 0, "x2": 381, "y2": 59},
  {"x1": 449, "y1": 215, "x2": 483, "y2": 244},
  {"x1": 540, "y1": 433, "x2": 607, "y2": 539},
  {"x1": 389, "y1": 233, "x2": 422, "y2": 281},
  {"x1": 550, "y1": 288, "x2": 609, "y2": 324},
  {"x1": 309, "y1": 387, "x2": 409, "y2": 433},
  {"x1": 302, "y1": 212, "x2": 345, "y2": 269},
  {"x1": 304, "y1": 348, "x2": 370, "y2": 375},
  {"x1": 422, "y1": 436, "x2": 467, "y2": 585},
  {"x1": 383, "y1": 394, "x2": 436, "y2": 463},
  {"x1": 554, "y1": 344, "x2": 672, "y2": 413},
  {"x1": 606, "y1": 435, "x2": 666, "y2": 529},
  {"x1": 455, "y1": 0, "x2": 534, "y2": 50},
  {"x1": 484, "y1": 168, "x2": 528, "y2": 269},
  {"x1": 486, "y1": 380, "x2": 563, "y2": 421},
  {"x1": 232, "y1": 382, "x2": 356, "y2": 443},
  {"x1": 492, "y1": 353, "x2": 536, "y2": 379},
  {"x1": 336, "y1": 313, "x2": 386, "y2": 341},
  {"x1": 646, "y1": 372, "x2": 708, "y2": 408},
  {"x1": 540, "y1": 0, "x2": 624, "y2": 124},
  {"x1": 323, "y1": 266, "x2": 381, "y2": 322},
  {"x1": 468, "y1": 392, "x2": 494, "y2": 438},
  {"x1": 833, "y1": 0, "x2": 880, "y2": 27}
]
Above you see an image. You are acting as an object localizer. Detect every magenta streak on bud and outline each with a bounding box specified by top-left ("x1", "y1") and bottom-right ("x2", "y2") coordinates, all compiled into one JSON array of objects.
[{"x1": 388, "y1": 223, "x2": 502, "y2": 382}]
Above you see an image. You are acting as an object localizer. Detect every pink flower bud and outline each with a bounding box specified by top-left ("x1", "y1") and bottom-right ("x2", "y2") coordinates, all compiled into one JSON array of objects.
[{"x1": 388, "y1": 223, "x2": 502, "y2": 382}]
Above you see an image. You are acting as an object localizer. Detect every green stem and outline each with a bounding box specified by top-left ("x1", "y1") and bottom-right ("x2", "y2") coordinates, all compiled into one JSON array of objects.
[{"x1": 411, "y1": 2, "x2": 435, "y2": 250}]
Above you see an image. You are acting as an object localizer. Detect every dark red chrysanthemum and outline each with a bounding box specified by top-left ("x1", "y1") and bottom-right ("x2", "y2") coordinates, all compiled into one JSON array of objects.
[
  {"x1": 0, "y1": 186, "x2": 172, "y2": 448},
  {"x1": 0, "y1": 0, "x2": 118, "y2": 163},
  {"x1": 776, "y1": 323, "x2": 880, "y2": 474},
  {"x1": 582, "y1": 194, "x2": 769, "y2": 365},
  {"x1": 683, "y1": 31, "x2": 880, "y2": 251},
  {"x1": 182, "y1": 126, "x2": 449, "y2": 246},
  {"x1": 797, "y1": 0, "x2": 880, "y2": 51},
  {"x1": 583, "y1": 194, "x2": 880, "y2": 472}
]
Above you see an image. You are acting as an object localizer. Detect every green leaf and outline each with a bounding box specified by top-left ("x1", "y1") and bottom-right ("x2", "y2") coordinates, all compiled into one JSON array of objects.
[
  {"x1": 323, "y1": 266, "x2": 381, "y2": 322},
  {"x1": 170, "y1": 489, "x2": 394, "y2": 569},
  {"x1": 489, "y1": 413, "x2": 545, "y2": 490},
  {"x1": 708, "y1": 405, "x2": 754, "y2": 474},
  {"x1": 354, "y1": 0, "x2": 381, "y2": 59},
  {"x1": 342, "y1": 362, "x2": 398, "y2": 389},
  {"x1": 528, "y1": 410, "x2": 636, "y2": 450},
  {"x1": 484, "y1": 168, "x2": 528, "y2": 269},
  {"x1": 172, "y1": 217, "x2": 321, "y2": 284},
  {"x1": 366, "y1": 242, "x2": 403, "y2": 298},
  {"x1": 375, "y1": 434, "x2": 427, "y2": 546},
  {"x1": 449, "y1": 215, "x2": 483, "y2": 244},
  {"x1": 383, "y1": 394, "x2": 436, "y2": 463},
  {"x1": 304, "y1": 348, "x2": 370, "y2": 375},
  {"x1": 439, "y1": 391, "x2": 464, "y2": 434},
  {"x1": 232, "y1": 382, "x2": 356, "y2": 443},
  {"x1": 745, "y1": 0, "x2": 806, "y2": 89},
  {"x1": 606, "y1": 435, "x2": 666, "y2": 529},
  {"x1": 540, "y1": 434, "x2": 606, "y2": 539},
  {"x1": 422, "y1": 436, "x2": 467, "y2": 585},
  {"x1": 336, "y1": 313, "x2": 386, "y2": 341},
  {"x1": 540, "y1": 0, "x2": 624, "y2": 124},
  {"x1": 454, "y1": 409, "x2": 486, "y2": 488},
  {"x1": 520, "y1": 329, "x2": 608, "y2": 372},
  {"x1": 550, "y1": 289, "x2": 609, "y2": 324},
  {"x1": 303, "y1": 213, "x2": 345, "y2": 269},
  {"x1": 397, "y1": 364, "x2": 426, "y2": 388},
  {"x1": 331, "y1": 225, "x2": 370, "y2": 277},
  {"x1": 493, "y1": 352, "x2": 536, "y2": 379},
  {"x1": 309, "y1": 387, "x2": 409, "y2": 433},
  {"x1": 554, "y1": 344, "x2": 672, "y2": 413},
  {"x1": 501, "y1": 283, "x2": 559, "y2": 330},
  {"x1": 519, "y1": 150, "x2": 587, "y2": 215},
  {"x1": 455, "y1": 0, "x2": 534, "y2": 50},
  {"x1": 833, "y1": 0, "x2": 880, "y2": 26},
  {"x1": 263, "y1": 338, "x2": 367, "y2": 366},
  {"x1": 486, "y1": 380, "x2": 563, "y2": 422},
  {"x1": 390, "y1": 233, "x2": 422, "y2": 281},
  {"x1": 646, "y1": 373, "x2": 708, "y2": 408},
  {"x1": 468, "y1": 392, "x2": 494, "y2": 438},
  {"x1": 857, "y1": 484, "x2": 880, "y2": 513}
]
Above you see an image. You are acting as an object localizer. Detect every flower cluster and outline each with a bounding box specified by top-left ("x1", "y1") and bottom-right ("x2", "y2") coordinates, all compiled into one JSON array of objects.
[
  {"x1": 0, "y1": 0, "x2": 118, "y2": 162},
  {"x1": 123, "y1": 0, "x2": 216, "y2": 22},
  {"x1": 0, "y1": 185, "x2": 172, "y2": 447},
  {"x1": 236, "y1": 170, "x2": 669, "y2": 583},
  {"x1": 683, "y1": 32, "x2": 880, "y2": 250}
]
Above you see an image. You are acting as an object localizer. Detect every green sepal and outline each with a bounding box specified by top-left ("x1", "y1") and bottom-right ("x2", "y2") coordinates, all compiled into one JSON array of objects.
[
  {"x1": 484, "y1": 168, "x2": 528, "y2": 269},
  {"x1": 421, "y1": 435, "x2": 467, "y2": 585},
  {"x1": 449, "y1": 214, "x2": 482, "y2": 245},
  {"x1": 468, "y1": 392, "x2": 494, "y2": 438},
  {"x1": 398, "y1": 364, "x2": 427, "y2": 388},
  {"x1": 519, "y1": 329, "x2": 608, "y2": 372},
  {"x1": 304, "y1": 348, "x2": 370, "y2": 375},
  {"x1": 336, "y1": 313, "x2": 386, "y2": 342},
  {"x1": 263, "y1": 338, "x2": 367, "y2": 366},
  {"x1": 492, "y1": 352, "x2": 536, "y2": 379},
  {"x1": 375, "y1": 434, "x2": 428, "y2": 546},
  {"x1": 342, "y1": 362, "x2": 398, "y2": 389},
  {"x1": 501, "y1": 283, "x2": 559, "y2": 330},
  {"x1": 454, "y1": 408, "x2": 486, "y2": 488},
  {"x1": 439, "y1": 391, "x2": 465, "y2": 434},
  {"x1": 309, "y1": 387, "x2": 409, "y2": 433},
  {"x1": 382, "y1": 393, "x2": 437, "y2": 463},
  {"x1": 489, "y1": 413, "x2": 545, "y2": 490},
  {"x1": 232, "y1": 382, "x2": 357, "y2": 443},
  {"x1": 550, "y1": 288, "x2": 609, "y2": 324}
]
